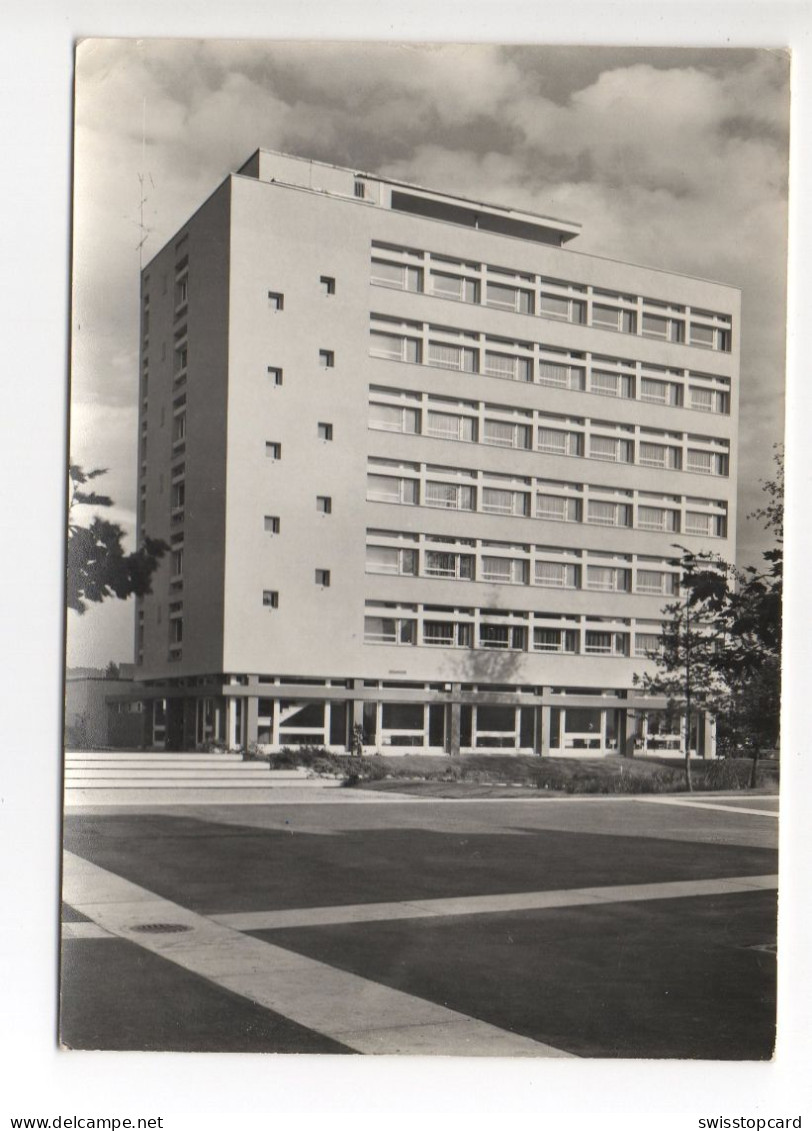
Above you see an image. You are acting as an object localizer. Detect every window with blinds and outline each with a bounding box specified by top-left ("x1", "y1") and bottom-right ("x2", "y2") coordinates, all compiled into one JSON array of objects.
[
  {"x1": 370, "y1": 331, "x2": 421, "y2": 363},
  {"x1": 425, "y1": 481, "x2": 476, "y2": 510},
  {"x1": 483, "y1": 351, "x2": 532, "y2": 382},
  {"x1": 535, "y1": 561, "x2": 580, "y2": 588},
  {"x1": 586, "y1": 566, "x2": 629, "y2": 592},
  {"x1": 479, "y1": 624, "x2": 527, "y2": 650},
  {"x1": 639, "y1": 442, "x2": 680, "y2": 469},
  {"x1": 486, "y1": 282, "x2": 533, "y2": 314},
  {"x1": 425, "y1": 411, "x2": 476, "y2": 442},
  {"x1": 482, "y1": 488, "x2": 529, "y2": 516},
  {"x1": 637, "y1": 505, "x2": 679, "y2": 532},
  {"x1": 640, "y1": 377, "x2": 681, "y2": 406},
  {"x1": 365, "y1": 546, "x2": 418, "y2": 575},
  {"x1": 427, "y1": 341, "x2": 479, "y2": 372},
  {"x1": 587, "y1": 500, "x2": 631, "y2": 527},
  {"x1": 589, "y1": 435, "x2": 633, "y2": 463},
  {"x1": 423, "y1": 622, "x2": 455, "y2": 646},
  {"x1": 689, "y1": 387, "x2": 714, "y2": 412},
  {"x1": 636, "y1": 569, "x2": 676, "y2": 595},
  {"x1": 688, "y1": 449, "x2": 727, "y2": 475},
  {"x1": 483, "y1": 419, "x2": 531, "y2": 449},
  {"x1": 537, "y1": 494, "x2": 581, "y2": 522},
  {"x1": 689, "y1": 323, "x2": 715, "y2": 347},
  {"x1": 539, "y1": 293, "x2": 585, "y2": 323},
  {"x1": 424, "y1": 551, "x2": 474, "y2": 579},
  {"x1": 538, "y1": 427, "x2": 582, "y2": 457},
  {"x1": 371, "y1": 259, "x2": 423, "y2": 292},
  {"x1": 364, "y1": 617, "x2": 416, "y2": 645},
  {"x1": 481, "y1": 557, "x2": 528, "y2": 584},
  {"x1": 366, "y1": 475, "x2": 419, "y2": 505},
  {"x1": 592, "y1": 305, "x2": 636, "y2": 333},
  {"x1": 533, "y1": 627, "x2": 579, "y2": 653},
  {"x1": 590, "y1": 370, "x2": 634, "y2": 398},
  {"x1": 686, "y1": 449, "x2": 713, "y2": 474},
  {"x1": 585, "y1": 631, "x2": 628, "y2": 655},
  {"x1": 369, "y1": 403, "x2": 420, "y2": 433},
  {"x1": 634, "y1": 633, "x2": 662, "y2": 657},
  {"x1": 430, "y1": 272, "x2": 479, "y2": 303},
  {"x1": 538, "y1": 361, "x2": 585, "y2": 390},
  {"x1": 684, "y1": 510, "x2": 726, "y2": 537},
  {"x1": 689, "y1": 385, "x2": 729, "y2": 414},
  {"x1": 642, "y1": 313, "x2": 684, "y2": 342}
]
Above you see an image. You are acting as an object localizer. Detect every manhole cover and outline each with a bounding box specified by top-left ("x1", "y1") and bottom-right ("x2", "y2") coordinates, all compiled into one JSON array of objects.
[{"x1": 131, "y1": 922, "x2": 192, "y2": 934}]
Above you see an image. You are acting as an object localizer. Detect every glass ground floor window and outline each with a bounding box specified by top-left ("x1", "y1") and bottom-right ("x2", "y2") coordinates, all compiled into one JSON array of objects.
[{"x1": 137, "y1": 687, "x2": 713, "y2": 758}]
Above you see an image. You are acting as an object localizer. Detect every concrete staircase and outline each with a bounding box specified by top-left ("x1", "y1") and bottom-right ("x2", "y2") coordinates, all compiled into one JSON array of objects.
[{"x1": 63, "y1": 750, "x2": 341, "y2": 806}]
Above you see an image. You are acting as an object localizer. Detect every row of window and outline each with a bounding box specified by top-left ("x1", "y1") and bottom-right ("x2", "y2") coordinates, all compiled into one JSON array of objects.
[
  {"x1": 368, "y1": 393, "x2": 730, "y2": 476},
  {"x1": 366, "y1": 459, "x2": 728, "y2": 536},
  {"x1": 365, "y1": 543, "x2": 679, "y2": 595},
  {"x1": 369, "y1": 315, "x2": 732, "y2": 412},
  {"x1": 370, "y1": 243, "x2": 733, "y2": 351},
  {"x1": 255, "y1": 584, "x2": 661, "y2": 657},
  {"x1": 362, "y1": 606, "x2": 661, "y2": 657}
]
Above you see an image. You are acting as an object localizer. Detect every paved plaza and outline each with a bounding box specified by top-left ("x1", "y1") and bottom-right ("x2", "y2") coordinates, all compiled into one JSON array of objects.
[{"x1": 61, "y1": 791, "x2": 778, "y2": 1058}]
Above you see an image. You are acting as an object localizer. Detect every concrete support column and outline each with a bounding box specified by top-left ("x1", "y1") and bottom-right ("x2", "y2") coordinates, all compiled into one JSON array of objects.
[
  {"x1": 623, "y1": 709, "x2": 636, "y2": 757},
  {"x1": 271, "y1": 700, "x2": 280, "y2": 748},
  {"x1": 539, "y1": 705, "x2": 551, "y2": 757},
  {"x1": 347, "y1": 679, "x2": 364, "y2": 744},
  {"x1": 245, "y1": 695, "x2": 259, "y2": 747},
  {"x1": 227, "y1": 697, "x2": 239, "y2": 751},
  {"x1": 449, "y1": 684, "x2": 461, "y2": 756}
]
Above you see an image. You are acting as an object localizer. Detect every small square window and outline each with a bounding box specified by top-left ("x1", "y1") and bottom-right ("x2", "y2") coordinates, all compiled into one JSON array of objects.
[
  {"x1": 268, "y1": 292, "x2": 284, "y2": 311},
  {"x1": 264, "y1": 515, "x2": 280, "y2": 534},
  {"x1": 268, "y1": 367, "x2": 283, "y2": 386},
  {"x1": 316, "y1": 496, "x2": 332, "y2": 514},
  {"x1": 315, "y1": 569, "x2": 331, "y2": 587},
  {"x1": 318, "y1": 350, "x2": 335, "y2": 368},
  {"x1": 320, "y1": 276, "x2": 336, "y2": 295},
  {"x1": 354, "y1": 181, "x2": 365, "y2": 198},
  {"x1": 263, "y1": 590, "x2": 279, "y2": 608},
  {"x1": 317, "y1": 422, "x2": 333, "y2": 441},
  {"x1": 266, "y1": 442, "x2": 281, "y2": 460}
]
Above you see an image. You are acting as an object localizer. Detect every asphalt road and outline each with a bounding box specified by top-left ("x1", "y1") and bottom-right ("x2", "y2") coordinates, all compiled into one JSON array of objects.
[{"x1": 60, "y1": 794, "x2": 778, "y2": 1058}]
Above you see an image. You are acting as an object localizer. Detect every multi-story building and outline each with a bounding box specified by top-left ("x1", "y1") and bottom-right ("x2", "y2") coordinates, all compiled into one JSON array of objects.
[{"x1": 134, "y1": 149, "x2": 739, "y2": 756}]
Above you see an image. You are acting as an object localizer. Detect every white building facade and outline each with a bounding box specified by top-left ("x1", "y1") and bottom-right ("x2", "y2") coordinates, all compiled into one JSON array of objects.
[{"x1": 134, "y1": 150, "x2": 739, "y2": 756}]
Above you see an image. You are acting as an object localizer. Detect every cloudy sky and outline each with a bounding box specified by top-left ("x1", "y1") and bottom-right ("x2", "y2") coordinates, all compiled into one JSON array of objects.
[{"x1": 68, "y1": 41, "x2": 790, "y2": 667}]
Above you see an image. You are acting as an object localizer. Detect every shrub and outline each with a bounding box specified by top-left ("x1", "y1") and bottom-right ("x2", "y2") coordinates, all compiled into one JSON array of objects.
[
  {"x1": 696, "y1": 758, "x2": 752, "y2": 791},
  {"x1": 341, "y1": 755, "x2": 388, "y2": 786},
  {"x1": 268, "y1": 745, "x2": 346, "y2": 776}
]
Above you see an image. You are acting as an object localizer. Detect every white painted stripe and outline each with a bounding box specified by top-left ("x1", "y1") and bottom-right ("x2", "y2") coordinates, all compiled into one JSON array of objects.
[
  {"x1": 64, "y1": 789, "x2": 779, "y2": 809},
  {"x1": 632, "y1": 797, "x2": 779, "y2": 818},
  {"x1": 212, "y1": 874, "x2": 779, "y2": 932},
  {"x1": 61, "y1": 851, "x2": 570, "y2": 1058},
  {"x1": 62, "y1": 921, "x2": 115, "y2": 940}
]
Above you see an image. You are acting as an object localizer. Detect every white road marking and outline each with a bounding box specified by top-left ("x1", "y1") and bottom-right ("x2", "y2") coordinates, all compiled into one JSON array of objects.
[
  {"x1": 631, "y1": 797, "x2": 779, "y2": 818},
  {"x1": 61, "y1": 851, "x2": 571, "y2": 1058},
  {"x1": 211, "y1": 874, "x2": 778, "y2": 931},
  {"x1": 61, "y1": 921, "x2": 115, "y2": 940}
]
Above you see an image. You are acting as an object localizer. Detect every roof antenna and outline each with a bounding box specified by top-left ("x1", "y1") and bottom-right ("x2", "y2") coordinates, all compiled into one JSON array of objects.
[{"x1": 136, "y1": 98, "x2": 154, "y2": 269}]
